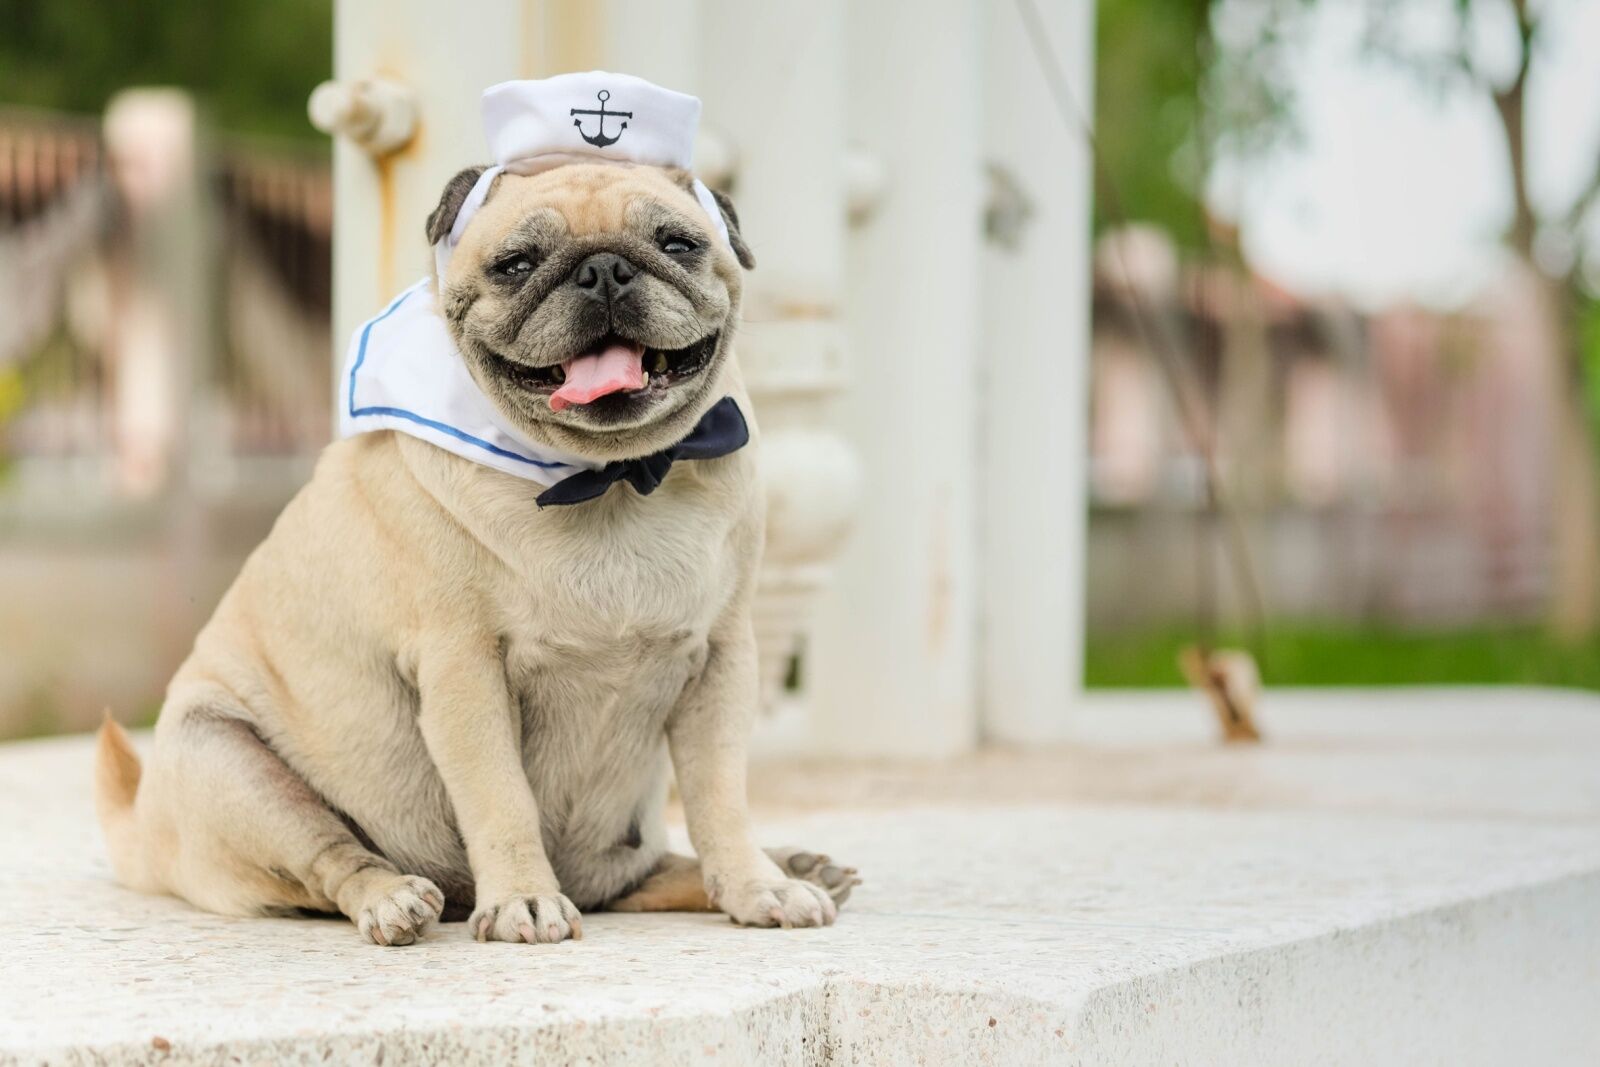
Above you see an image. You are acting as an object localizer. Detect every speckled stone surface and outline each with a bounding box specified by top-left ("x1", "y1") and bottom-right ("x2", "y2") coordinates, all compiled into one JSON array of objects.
[{"x1": 3, "y1": 690, "x2": 1600, "y2": 1065}]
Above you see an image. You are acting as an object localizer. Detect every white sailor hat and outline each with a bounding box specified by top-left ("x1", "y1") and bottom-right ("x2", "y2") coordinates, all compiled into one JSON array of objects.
[{"x1": 436, "y1": 71, "x2": 729, "y2": 277}]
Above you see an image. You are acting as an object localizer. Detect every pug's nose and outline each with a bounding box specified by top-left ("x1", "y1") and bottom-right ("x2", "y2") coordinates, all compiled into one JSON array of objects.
[{"x1": 572, "y1": 252, "x2": 637, "y2": 301}]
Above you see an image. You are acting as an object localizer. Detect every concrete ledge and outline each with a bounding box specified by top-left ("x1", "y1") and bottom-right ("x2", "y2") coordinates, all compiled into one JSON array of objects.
[{"x1": 3, "y1": 689, "x2": 1599, "y2": 1064}]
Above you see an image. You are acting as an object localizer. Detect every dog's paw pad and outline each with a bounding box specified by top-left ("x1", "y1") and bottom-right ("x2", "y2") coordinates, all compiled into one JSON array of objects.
[
  {"x1": 355, "y1": 874, "x2": 444, "y2": 947},
  {"x1": 470, "y1": 892, "x2": 583, "y2": 945},
  {"x1": 768, "y1": 846, "x2": 862, "y2": 907}
]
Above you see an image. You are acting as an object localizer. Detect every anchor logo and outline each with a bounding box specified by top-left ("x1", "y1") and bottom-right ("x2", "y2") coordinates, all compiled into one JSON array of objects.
[{"x1": 570, "y1": 90, "x2": 631, "y2": 148}]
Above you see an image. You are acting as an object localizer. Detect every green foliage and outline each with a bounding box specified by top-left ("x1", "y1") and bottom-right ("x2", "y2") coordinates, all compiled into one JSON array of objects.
[
  {"x1": 1580, "y1": 296, "x2": 1600, "y2": 433},
  {"x1": 1094, "y1": 0, "x2": 1211, "y2": 248},
  {"x1": 0, "y1": 0, "x2": 332, "y2": 140},
  {"x1": 1086, "y1": 623, "x2": 1600, "y2": 689},
  {"x1": 1093, "y1": 0, "x2": 1307, "y2": 251}
]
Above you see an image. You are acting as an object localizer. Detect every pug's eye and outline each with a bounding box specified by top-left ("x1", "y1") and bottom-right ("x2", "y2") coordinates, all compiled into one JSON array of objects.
[
  {"x1": 659, "y1": 235, "x2": 697, "y2": 255},
  {"x1": 493, "y1": 252, "x2": 536, "y2": 277}
]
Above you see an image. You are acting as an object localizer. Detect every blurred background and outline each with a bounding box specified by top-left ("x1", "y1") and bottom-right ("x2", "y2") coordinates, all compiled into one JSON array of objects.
[{"x1": 3, "y1": 0, "x2": 1600, "y2": 740}]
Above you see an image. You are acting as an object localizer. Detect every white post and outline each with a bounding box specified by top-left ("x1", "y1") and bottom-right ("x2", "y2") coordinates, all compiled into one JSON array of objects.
[
  {"x1": 319, "y1": 0, "x2": 525, "y2": 368},
  {"x1": 803, "y1": 0, "x2": 985, "y2": 758},
  {"x1": 102, "y1": 90, "x2": 206, "y2": 499},
  {"x1": 978, "y1": 1, "x2": 1095, "y2": 742},
  {"x1": 102, "y1": 89, "x2": 215, "y2": 674},
  {"x1": 693, "y1": 1, "x2": 859, "y2": 724}
]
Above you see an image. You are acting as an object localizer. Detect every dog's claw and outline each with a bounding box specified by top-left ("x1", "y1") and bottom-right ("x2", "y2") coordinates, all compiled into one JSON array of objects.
[
  {"x1": 470, "y1": 891, "x2": 582, "y2": 945},
  {"x1": 353, "y1": 873, "x2": 444, "y2": 947}
]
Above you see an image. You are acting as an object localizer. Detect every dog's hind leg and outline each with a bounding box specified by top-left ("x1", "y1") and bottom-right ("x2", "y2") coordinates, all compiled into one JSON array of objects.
[
  {"x1": 605, "y1": 852, "x2": 712, "y2": 912},
  {"x1": 152, "y1": 706, "x2": 444, "y2": 945},
  {"x1": 607, "y1": 848, "x2": 861, "y2": 913}
]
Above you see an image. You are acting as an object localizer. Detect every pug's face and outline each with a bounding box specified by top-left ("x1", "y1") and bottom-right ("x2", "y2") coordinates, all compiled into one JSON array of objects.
[{"x1": 429, "y1": 163, "x2": 754, "y2": 461}]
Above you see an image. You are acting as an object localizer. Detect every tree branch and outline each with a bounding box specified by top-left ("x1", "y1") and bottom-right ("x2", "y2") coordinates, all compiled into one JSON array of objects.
[
  {"x1": 1568, "y1": 164, "x2": 1600, "y2": 234},
  {"x1": 1488, "y1": 0, "x2": 1539, "y2": 260}
]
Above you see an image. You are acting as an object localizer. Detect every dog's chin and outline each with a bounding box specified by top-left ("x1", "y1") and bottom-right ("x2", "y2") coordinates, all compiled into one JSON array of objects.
[{"x1": 482, "y1": 331, "x2": 726, "y2": 460}]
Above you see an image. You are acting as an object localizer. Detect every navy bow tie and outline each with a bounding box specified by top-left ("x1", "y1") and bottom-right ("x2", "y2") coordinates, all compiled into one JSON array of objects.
[{"x1": 536, "y1": 396, "x2": 750, "y2": 508}]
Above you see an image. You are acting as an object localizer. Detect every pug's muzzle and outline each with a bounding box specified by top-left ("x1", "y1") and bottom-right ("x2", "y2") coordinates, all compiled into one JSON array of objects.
[{"x1": 480, "y1": 250, "x2": 720, "y2": 423}]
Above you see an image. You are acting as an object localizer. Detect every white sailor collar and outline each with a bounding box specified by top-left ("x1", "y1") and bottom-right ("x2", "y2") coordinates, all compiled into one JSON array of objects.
[{"x1": 340, "y1": 278, "x2": 596, "y2": 485}]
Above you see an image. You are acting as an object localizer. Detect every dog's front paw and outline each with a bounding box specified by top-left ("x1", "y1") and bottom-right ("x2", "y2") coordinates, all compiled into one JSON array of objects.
[
  {"x1": 711, "y1": 875, "x2": 838, "y2": 929},
  {"x1": 354, "y1": 874, "x2": 445, "y2": 947},
  {"x1": 471, "y1": 891, "x2": 583, "y2": 944}
]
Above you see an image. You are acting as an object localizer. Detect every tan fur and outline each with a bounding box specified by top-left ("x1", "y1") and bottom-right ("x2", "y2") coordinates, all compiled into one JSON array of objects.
[
  {"x1": 607, "y1": 848, "x2": 854, "y2": 914},
  {"x1": 450, "y1": 166, "x2": 704, "y2": 257},
  {"x1": 608, "y1": 852, "x2": 716, "y2": 913},
  {"x1": 95, "y1": 713, "x2": 150, "y2": 891},
  {"x1": 94, "y1": 164, "x2": 843, "y2": 946}
]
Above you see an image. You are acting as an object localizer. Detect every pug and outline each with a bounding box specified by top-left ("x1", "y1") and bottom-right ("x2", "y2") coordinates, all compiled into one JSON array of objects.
[{"x1": 94, "y1": 160, "x2": 857, "y2": 945}]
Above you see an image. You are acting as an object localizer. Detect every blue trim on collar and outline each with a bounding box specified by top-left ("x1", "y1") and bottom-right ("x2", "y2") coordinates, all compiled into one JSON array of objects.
[
  {"x1": 346, "y1": 284, "x2": 417, "y2": 419},
  {"x1": 346, "y1": 283, "x2": 572, "y2": 471}
]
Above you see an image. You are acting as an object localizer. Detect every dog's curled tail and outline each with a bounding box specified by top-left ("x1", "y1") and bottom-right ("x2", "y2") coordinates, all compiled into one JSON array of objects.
[{"x1": 95, "y1": 711, "x2": 150, "y2": 888}]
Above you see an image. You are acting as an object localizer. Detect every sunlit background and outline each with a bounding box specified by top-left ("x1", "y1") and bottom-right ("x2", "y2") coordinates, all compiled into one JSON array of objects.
[{"x1": 4, "y1": 0, "x2": 1600, "y2": 739}]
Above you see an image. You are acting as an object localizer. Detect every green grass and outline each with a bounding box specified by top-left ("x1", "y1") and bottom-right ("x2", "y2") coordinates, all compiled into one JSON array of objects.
[{"x1": 1085, "y1": 624, "x2": 1600, "y2": 690}]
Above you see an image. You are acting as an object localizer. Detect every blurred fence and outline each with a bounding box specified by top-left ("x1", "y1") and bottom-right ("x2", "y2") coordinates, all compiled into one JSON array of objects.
[
  {"x1": 0, "y1": 111, "x2": 111, "y2": 460},
  {"x1": 1088, "y1": 227, "x2": 1553, "y2": 631},
  {"x1": 0, "y1": 98, "x2": 332, "y2": 736},
  {"x1": 214, "y1": 145, "x2": 334, "y2": 457},
  {"x1": 0, "y1": 103, "x2": 331, "y2": 485}
]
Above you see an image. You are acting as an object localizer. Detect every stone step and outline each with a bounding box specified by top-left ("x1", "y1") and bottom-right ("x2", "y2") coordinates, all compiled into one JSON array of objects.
[{"x1": 2, "y1": 690, "x2": 1598, "y2": 1064}]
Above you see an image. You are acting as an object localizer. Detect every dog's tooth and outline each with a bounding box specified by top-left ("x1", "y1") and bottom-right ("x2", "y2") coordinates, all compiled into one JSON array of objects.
[
  {"x1": 651, "y1": 351, "x2": 669, "y2": 374},
  {"x1": 641, "y1": 372, "x2": 651, "y2": 388},
  {"x1": 552, "y1": 366, "x2": 565, "y2": 383}
]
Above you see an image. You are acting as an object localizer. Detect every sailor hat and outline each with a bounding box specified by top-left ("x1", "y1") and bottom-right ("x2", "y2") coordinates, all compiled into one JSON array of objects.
[{"x1": 436, "y1": 71, "x2": 729, "y2": 277}]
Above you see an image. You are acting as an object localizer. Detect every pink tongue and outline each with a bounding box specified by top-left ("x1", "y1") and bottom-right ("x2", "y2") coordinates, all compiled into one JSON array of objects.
[{"x1": 549, "y1": 342, "x2": 646, "y2": 412}]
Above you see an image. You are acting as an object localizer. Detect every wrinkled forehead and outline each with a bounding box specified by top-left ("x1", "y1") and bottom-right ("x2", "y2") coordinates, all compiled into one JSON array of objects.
[{"x1": 459, "y1": 164, "x2": 711, "y2": 253}]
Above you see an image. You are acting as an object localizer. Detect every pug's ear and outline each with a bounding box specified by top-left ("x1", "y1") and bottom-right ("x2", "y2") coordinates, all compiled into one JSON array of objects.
[
  {"x1": 705, "y1": 185, "x2": 755, "y2": 270},
  {"x1": 425, "y1": 165, "x2": 490, "y2": 246},
  {"x1": 667, "y1": 170, "x2": 755, "y2": 270}
]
